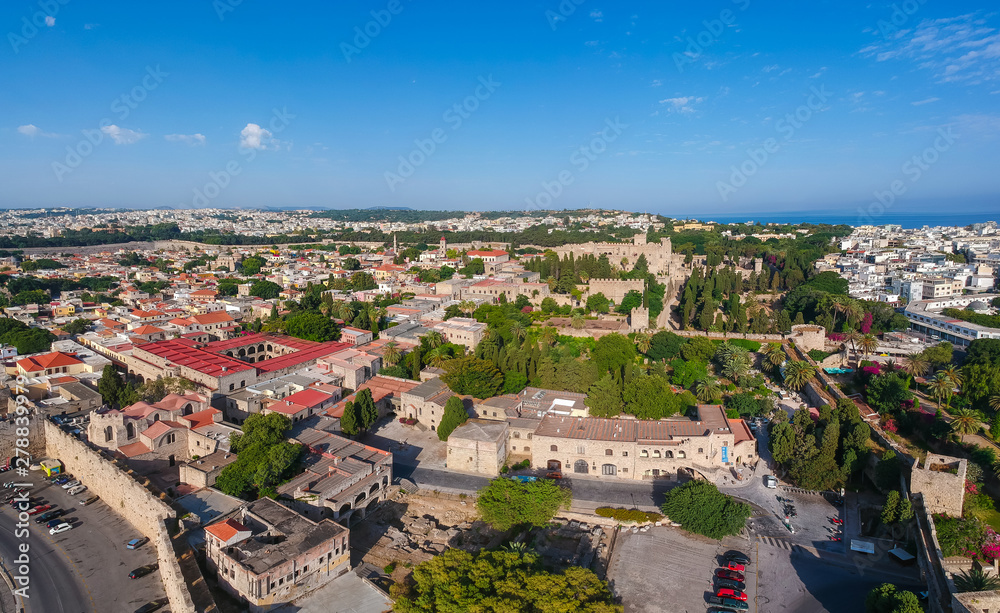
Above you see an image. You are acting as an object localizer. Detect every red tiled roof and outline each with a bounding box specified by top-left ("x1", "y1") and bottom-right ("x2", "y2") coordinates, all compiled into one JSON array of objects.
[
  {"x1": 191, "y1": 311, "x2": 233, "y2": 325},
  {"x1": 284, "y1": 388, "x2": 334, "y2": 409},
  {"x1": 255, "y1": 341, "x2": 351, "y2": 373},
  {"x1": 117, "y1": 441, "x2": 152, "y2": 458},
  {"x1": 205, "y1": 518, "x2": 249, "y2": 543},
  {"x1": 135, "y1": 340, "x2": 254, "y2": 377},
  {"x1": 132, "y1": 325, "x2": 164, "y2": 335},
  {"x1": 467, "y1": 249, "x2": 508, "y2": 257},
  {"x1": 142, "y1": 420, "x2": 184, "y2": 439},
  {"x1": 183, "y1": 408, "x2": 221, "y2": 430},
  {"x1": 266, "y1": 401, "x2": 308, "y2": 416},
  {"x1": 17, "y1": 352, "x2": 84, "y2": 372}
]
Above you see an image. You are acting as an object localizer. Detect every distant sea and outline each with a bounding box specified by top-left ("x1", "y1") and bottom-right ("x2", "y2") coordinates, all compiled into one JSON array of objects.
[{"x1": 698, "y1": 211, "x2": 999, "y2": 229}]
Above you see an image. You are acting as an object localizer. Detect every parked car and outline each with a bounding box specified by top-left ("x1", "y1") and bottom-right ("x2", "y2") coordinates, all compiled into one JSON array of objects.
[
  {"x1": 709, "y1": 596, "x2": 749, "y2": 611},
  {"x1": 716, "y1": 569, "x2": 745, "y2": 582},
  {"x1": 27, "y1": 504, "x2": 51, "y2": 516},
  {"x1": 128, "y1": 564, "x2": 159, "y2": 580},
  {"x1": 46, "y1": 519, "x2": 64, "y2": 530},
  {"x1": 134, "y1": 599, "x2": 168, "y2": 613},
  {"x1": 61, "y1": 480, "x2": 81, "y2": 489},
  {"x1": 80, "y1": 495, "x2": 100, "y2": 506},
  {"x1": 53, "y1": 476, "x2": 70, "y2": 486},
  {"x1": 763, "y1": 475, "x2": 777, "y2": 489},
  {"x1": 715, "y1": 578, "x2": 746, "y2": 591},
  {"x1": 545, "y1": 472, "x2": 563, "y2": 479},
  {"x1": 127, "y1": 537, "x2": 149, "y2": 550},
  {"x1": 35, "y1": 509, "x2": 64, "y2": 523},
  {"x1": 0, "y1": 466, "x2": 9, "y2": 473},
  {"x1": 49, "y1": 522, "x2": 72, "y2": 535},
  {"x1": 725, "y1": 551, "x2": 752, "y2": 565},
  {"x1": 724, "y1": 561, "x2": 746, "y2": 572},
  {"x1": 67, "y1": 485, "x2": 87, "y2": 496},
  {"x1": 716, "y1": 588, "x2": 747, "y2": 601}
]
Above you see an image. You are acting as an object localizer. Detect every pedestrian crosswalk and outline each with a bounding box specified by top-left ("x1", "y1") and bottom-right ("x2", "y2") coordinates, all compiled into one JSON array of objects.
[{"x1": 757, "y1": 536, "x2": 808, "y2": 553}]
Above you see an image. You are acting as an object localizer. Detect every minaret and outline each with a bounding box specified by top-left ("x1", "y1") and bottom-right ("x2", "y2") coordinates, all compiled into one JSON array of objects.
[{"x1": 393, "y1": 233, "x2": 398, "y2": 253}]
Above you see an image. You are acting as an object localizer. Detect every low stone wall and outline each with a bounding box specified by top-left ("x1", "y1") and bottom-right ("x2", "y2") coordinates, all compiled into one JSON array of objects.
[{"x1": 673, "y1": 330, "x2": 784, "y2": 341}]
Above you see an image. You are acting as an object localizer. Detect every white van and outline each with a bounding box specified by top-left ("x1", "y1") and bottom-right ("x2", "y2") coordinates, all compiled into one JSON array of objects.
[
  {"x1": 764, "y1": 475, "x2": 777, "y2": 489},
  {"x1": 68, "y1": 484, "x2": 87, "y2": 496}
]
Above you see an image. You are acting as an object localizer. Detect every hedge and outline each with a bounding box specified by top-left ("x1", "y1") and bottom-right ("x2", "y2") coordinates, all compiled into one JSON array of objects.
[{"x1": 595, "y1": 507, "x2": 663, "y2": 523}]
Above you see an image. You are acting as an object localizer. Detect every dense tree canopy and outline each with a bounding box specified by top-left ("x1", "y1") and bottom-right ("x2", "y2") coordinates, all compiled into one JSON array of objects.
[
  {"x1": 391, "y1": 548, "x2": 621, "y2": 613},
  {"x1": 0, "y1": 318, "x2": 54, "y2": 354},
  {"x1": 437, "y1": 395, "x2": 469, "y2": 441},
  {"x1": 217, "y1": 413, "x2": 301, "y2": 499},
  {"x1": 476, "y1": 478, "x2": 572, "y2": 530},
  {"x1": 661, "y1": 480, "x2": 751, "y2": 539},
  {"x1": 442, "y1": 356, "x2": 504, "y2": 399}
]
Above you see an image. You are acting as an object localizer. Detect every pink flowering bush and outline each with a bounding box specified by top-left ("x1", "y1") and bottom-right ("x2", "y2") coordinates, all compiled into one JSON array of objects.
[
  {"x1": 966, "y1": 480, "x2": 980, "y2": 495},
  {"x1": 861, "y1": 312, "x2": 873, "y2": 334},
  {"x1": 883, "y1": 418, "x2": 898, "y2": 433},
  {"x1": 983, "y1": 529, "x2": 1000, "y2": 561}
]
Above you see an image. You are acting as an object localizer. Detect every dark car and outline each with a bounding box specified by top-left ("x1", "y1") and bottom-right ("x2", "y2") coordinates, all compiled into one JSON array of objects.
[
  {"x1": 725, "y1": 551, "x2": 751, "y2": 565},
  {"x1": 34, "y1": 509, "x2": 63, "y2": 523},
  {"x1": 53, "y1": 476, "x2": 70, "y2": 486},
  {"x1": 715, "y1": 569, "x2": 745, "y2": 583},
  {"x1": 134, "y1": 599, "x2": 168, "y2": 613},
  {"x1": 715, "y1": 577, "x2": 746, "y2": 591},
  {"x1": 128, "y1": 564, "x2": 159, "y2": 580},
  {"x1": 46, "y1": 518, "x2": 64, "y2": 529},
  {"x1": 709, "y1": 596, "x2": 749, "y2": 611}
]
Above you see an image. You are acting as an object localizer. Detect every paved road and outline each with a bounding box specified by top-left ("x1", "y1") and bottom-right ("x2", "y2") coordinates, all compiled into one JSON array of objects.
[{"x1": 0, "y1": 504, "x2": 91, "y2": 613}]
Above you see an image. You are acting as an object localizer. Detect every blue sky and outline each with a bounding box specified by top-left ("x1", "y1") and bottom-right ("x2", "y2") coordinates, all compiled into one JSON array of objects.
[{"x1": 2, "y1": 1, "x2": 999, "y2": 218}]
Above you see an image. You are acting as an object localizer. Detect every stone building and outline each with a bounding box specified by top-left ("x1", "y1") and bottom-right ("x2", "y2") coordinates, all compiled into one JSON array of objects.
[
  {"x1": 910, "y1": 454, "x2": 967, "y2": 517},
  {"x1": 431, "y1": 317, "x2": 488, "y2": 351},
  {"x1": 552, "y1": 234, "x2": 678, "y2": 276},
  {"x1": 204, "y1": 498, "x2": 350, "y2": 612},
  {"x1": 529, "y1": 405, "x2": 756, "y2": 480},
  {"x1": 584, "y1": 278, "x2": 646, "y2": 304},
  {"x1": 400, "y1": 377, "x2": 457, "y2": 432},
  {"x1": 446, "y1": 419, "x2": 509, "y2": 475},
  {"x1": 787, "y1": 324, "x2": 826, "y2": 354}
]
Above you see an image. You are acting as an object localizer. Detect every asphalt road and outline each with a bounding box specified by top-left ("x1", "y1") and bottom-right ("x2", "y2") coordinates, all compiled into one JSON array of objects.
[{"x1": 0, "y1": 501, "x2": 92, "y2": 613}]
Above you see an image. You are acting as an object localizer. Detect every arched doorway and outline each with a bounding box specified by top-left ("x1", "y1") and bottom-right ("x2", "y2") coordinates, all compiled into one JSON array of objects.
[
  {"x1": 573, "y1": 460, "x2": 589, "y2": 474},
  {"x1": 601, "y1": 464, "x2": 617, "y2": 476},
  {"x1": 547, "y1": 460, "x2": 561, "y2": 471}
]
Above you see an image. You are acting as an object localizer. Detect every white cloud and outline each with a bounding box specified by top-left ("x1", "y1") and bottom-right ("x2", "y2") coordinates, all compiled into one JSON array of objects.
[
  {"x1": 17, "y1": 124, "x2": 57, "y2": 138},
  {"x1": 911, "y1": 97, "x2": 941, "y2": 105},
  {"x1": 44, "y1": 16, "x2": 55, "y2": 27},
  {"x1": 590, "y1": 10, "x2": 603, "y2": 22},
  {"x1": 100, "y1": 125, "x2": 147, "y2": 145},
  {"x1": 165, "y1": 133, "x2": 206, "y2": 146},
  {"x1": 659, "y1": 96, "x2": 705, "y2": 113},
  {"x1": 239, "y1": 123, "x2": 275, "y2": 150},
  {"x1": 860, "y1": 13, "x2": 1000, "y2": 84},
  {"x1": 651, "y1": 79, "x2": 662, "y2": 87}
]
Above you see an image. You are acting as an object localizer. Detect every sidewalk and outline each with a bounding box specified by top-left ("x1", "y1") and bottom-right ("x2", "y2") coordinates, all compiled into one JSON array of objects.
[{"x1": 0, "y1": 561, "x2": 19, "y2": 613}]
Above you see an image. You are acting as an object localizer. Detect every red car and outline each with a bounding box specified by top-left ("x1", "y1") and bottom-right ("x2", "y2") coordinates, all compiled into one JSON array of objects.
[
  {"x1": 26, "y1": 504, "x2": 51, "y2": 516},
  {"x1": 717, "y1": 588, "x2": 748, "y2": 602},
  {"x1": 724, "y1": 561, "x2": 746, "y2": 572},
  {"x1": 716, "y1": 569, "x2": 745, "y2": 582}
]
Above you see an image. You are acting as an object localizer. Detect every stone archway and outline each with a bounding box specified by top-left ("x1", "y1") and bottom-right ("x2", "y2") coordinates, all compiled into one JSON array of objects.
[
  {"x1": 547, "y1": 460, "x2": 561, "y2": 471},
  {"x1": 573, "y1": 459, "x2": 589, "y2": 474}
]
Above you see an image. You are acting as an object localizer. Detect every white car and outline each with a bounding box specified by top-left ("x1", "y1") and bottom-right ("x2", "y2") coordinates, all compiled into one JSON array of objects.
[
  {"x1": 49, "y1": 522, "x2": 72, "y2": 535},
  {"x1": 764, "y1": 475, "x2": 778, "y2": 489},
  {"x1": 61, "y1": 480, "x2": 80, "y2": 489}
]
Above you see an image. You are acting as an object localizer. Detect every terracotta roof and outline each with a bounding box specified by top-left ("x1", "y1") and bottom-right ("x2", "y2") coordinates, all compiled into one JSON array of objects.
[
  {"x1": 191, "y1": 311, "x2": 233, "y2": 325},
  {"x1": 142, "y1": 420, "x2": 185, "y2": 439},
  {"x1": 205, "y1": 518, "x2": 249, "y2": 543},
  {"x1": 183, "y1": 408, "x2": 221, "y2": 430},
  {"x1": 132, "y1": 325, "x2": 164, "y2": 335},
  {"x1": 283, "y1": 388, "x2": 334, "y2": 409},
  {"x1": 467, "y1": 249, "x2": 508, "y2": 257},
  {"x1": 266, "y1": 401, "x2": 309, "y2": 416},
  {"x1": 117, "y1": 441, "x2": 152, "y2": 458},
  {"x1": 17, "y1": 352, "x2": 84, "y2": 372}
]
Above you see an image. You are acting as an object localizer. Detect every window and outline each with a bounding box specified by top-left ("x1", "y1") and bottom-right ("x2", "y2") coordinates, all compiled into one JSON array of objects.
[
  {"x1": 698, "y1": 448, "x2": 704, "y2": 454},
  {"x1": 601, "y1": 464, "x2": 617, "y2": 476},
  {"x1": 622, "y1": 451, "x2": 628, "y2": 457},
  {"x1": 104, "y1": 426, "x2": 113, "y2": 442},
  {"x1": 550, "y1": 445, "x2": 558, "y2": 452},
  {"x1": 513, "y1": 432, "x2": 520, "y2": 439},
  {"x1": 524, "y1": 446, "x2": 530, "y2": 453},
  {"x1": 664, "y1": 450, "x2": 674, "y2": 458},
  {"x1": 622, "y1": 468, "x2": 628, "y2": 473},
  {"x1": 126, "y1": 423, "x2": 135, "y2": 439},
  {"x1": 640, "y1": 450, "x2": 648, "y2": 458},
  {"x1": 677, "y1": 451, "x2": 686, "y2": 459},
  {"x1": 527, "y1": 433, "x2": 532, "y2": 440},
  {"x1": 653, "y1": 450, "x2": 661, "y2": 458},
  {"x1": 577, "y1": 445, "x2": 586, "y2": 454},
  {"x1": 605, "y1": 449, "x2": 613, "y2": 456},
  {"x1": 229, "y1": 383, "x2": 235, "y2": 391}
]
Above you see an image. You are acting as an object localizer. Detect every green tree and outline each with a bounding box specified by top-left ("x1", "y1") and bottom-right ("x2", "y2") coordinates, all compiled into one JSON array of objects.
[
  {"x1": 586, "y1": 374, "x2": 625, "y2": 417},
  {"x1": 586, "y1": 292, "x2": 610, "y2": 314},
  {"x1": 441, "y1": 356, "x2": 504, "y2": 399},
  {"x1": 881, "y1": 490, "x2": 900, "y2": 525},
  {"x1": 285, "y1": 311, "x2": 339, "y2": 342},
  {"x1": 356, "y1": 388, "x2": 379, "y2": 431},
  {"x1": 475, "y1": 478, "x2": 572, "y2": 530},
  {"x1": 249, "y1": 280, "x2": 282, "y2": 299},
  {"x1": 97, "y1": 364, "x2": 125, "y2": 406},
  {"x1": 661, "y1": 480, "x2": 751, "y2": 540},
  {"x1": 647, "y1": 331, "x2": 686, "y2": 361},
  {"x1": 954, "y1": 567, "x2": 1000, "y2": 593},
  {"x1": 679, "y1": 336, "x2": 715, "y2": 362},
  {"x1": 770, "y1": 422, "x2": 795, "y2": 465},
  {"x1": 340, "y1": 400, "x2": 360, "y2": 436},
  {"x1": 865, "y1": 583, "x2": 922, "y2": 613},
  {"x1": 391, "y1": 549, "x2": 620, "y2": 613},
  {"x1": 437, "y1": 396, "x2": 469, "y2": 441},
  {"x1": 61, "y1": 318, "x2": 91, "y2": 335},
  {"x1": 592, "y1": 334, "x2": 636, "y2": 378},
  {"x1": 875, "y1": 450, "x2": 901, "y2": 491}
]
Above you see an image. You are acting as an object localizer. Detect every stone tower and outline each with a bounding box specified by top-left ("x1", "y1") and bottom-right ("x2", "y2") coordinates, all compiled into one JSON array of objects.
[{"x1": 630, "y1": 306, "x2": 650, "y2": 332}]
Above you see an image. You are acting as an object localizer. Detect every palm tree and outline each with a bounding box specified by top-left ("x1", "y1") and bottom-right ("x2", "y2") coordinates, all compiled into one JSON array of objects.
[
  {"x1": 842, "y1": 328, "x2": 861, "y2": 361},
  {"x1": 571, "y1": 314, "x2": 585, "y2": 330},
  {"x1": 940, "y1": 365, "x2": 963, "y2": 389},
  {"x1": 954, "y1": 567, "x2": 1000, "y2": 593},
  {"x1": 382, "y1": 341, "x2": 401, "y2": 366},
  {"x1": 764, "y1": 342, "x2": 786, "y2": 369},
  {"x1": 423, "y1": 330, "x2": 444, "y2": 349},
  {"x1": 337, "y1": 301, "x2": 354, "y2": 322},
  {"x1": 634, "y1": 332, "x2": 651, "y2": 354},
  {"x1": 858, "y1": 333, "x2": 879, "y2": 360},
  {"x1": 990, "y1": 395, "x2": 1000, "y2": 412},
  {"x1": 426, "y1": 346, "x2": 451, "y2": 368},
  {"x1": 929, "y1": 373, "x2": 955, "y2": 410},
  {"x1": 695, "y1": 378, "x2": 722, "y2": 403},
  {"x1": 508, "y1": 321, "x2": 526, "y2": 342},
  {"x1": 784, "y1": 360, "x2": 817, "y2": 391},
  {"x1": 902, "y1": 354, "x2": 929, "y2": 389},
  {"x1": 459, "y1": 300, "x2": 476, "y2": 316},
  {"x1": 540, "y1": 327, "x2": 558, "y2": 347},
  {"x1": 950, "y1": 409, "x2": 981, "y2": 437}
]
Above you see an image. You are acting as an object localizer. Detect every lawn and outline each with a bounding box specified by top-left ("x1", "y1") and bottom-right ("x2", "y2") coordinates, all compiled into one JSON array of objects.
[{"x1": 973, "y1": 507, "x2": 1000, "y2": 532}]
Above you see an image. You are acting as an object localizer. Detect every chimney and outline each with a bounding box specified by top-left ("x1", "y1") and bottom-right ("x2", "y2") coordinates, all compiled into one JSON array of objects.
[{"x1": 222, "y1": 366, "x2": 228, "y2": 373}]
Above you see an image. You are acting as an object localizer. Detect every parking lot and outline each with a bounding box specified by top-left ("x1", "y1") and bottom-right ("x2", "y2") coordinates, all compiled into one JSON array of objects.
[
  {"x1": 0, "y1": 471, "x2": 167, "y2": 613},
  {"x1": 609, "y1": 527, "x2": 756, "y2": 613}
]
